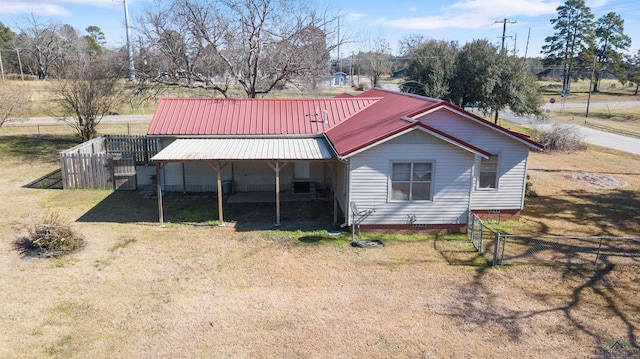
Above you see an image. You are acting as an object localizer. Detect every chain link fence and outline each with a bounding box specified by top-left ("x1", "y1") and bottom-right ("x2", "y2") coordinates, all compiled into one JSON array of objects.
[
  {"x1": 493, "y1": 235, "x2": 640, "y2": 266},
  {"x1": 468, "y1": 214, "x2": 640, "y2": 266}
]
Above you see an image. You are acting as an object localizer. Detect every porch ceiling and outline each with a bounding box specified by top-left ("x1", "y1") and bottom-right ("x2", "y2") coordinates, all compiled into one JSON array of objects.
[{"x1": 151, "y1": 137, "x2": 337, "y2": 162}]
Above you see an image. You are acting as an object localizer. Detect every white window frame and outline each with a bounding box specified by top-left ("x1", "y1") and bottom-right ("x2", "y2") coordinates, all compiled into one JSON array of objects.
[
  {"x1": 477, "y1": 154, "x2": 499, "y2": 190},
  {"x1": 389, "y1": 161, "x2": 434, "y2": 202}
]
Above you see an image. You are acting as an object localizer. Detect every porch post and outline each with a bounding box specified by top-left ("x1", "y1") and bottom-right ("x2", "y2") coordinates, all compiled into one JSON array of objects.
[
  {"x1": 267, "y1": 162, "x2": 289, "y2": 226},
  {"x1": 216, "y1": 162, "x2": 224, "y2": 224},
  {"x1": 156, "y1": 162, "x2": 165, "y2": 227},
  {"x1": 181, "y1": 162, "x2": 186, "y2": 193},
  {"x1": 275, "y1": 162, "x2": 281, "y2": 226},
  {"x1": 206, "y1": 161, "x2": 228, "y2": 225}
]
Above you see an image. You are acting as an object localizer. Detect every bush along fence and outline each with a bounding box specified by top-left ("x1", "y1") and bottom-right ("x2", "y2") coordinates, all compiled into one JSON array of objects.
[
  {"x1": 59, "y1": 135, "x2": 159, "y2": 190},
  {"x1": 468, "y1": 214, "x2": 640, "y2": 266}
]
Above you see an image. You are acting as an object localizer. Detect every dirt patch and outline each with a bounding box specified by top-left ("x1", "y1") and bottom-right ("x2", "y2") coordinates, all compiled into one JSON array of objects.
[{"x1": 565, "y1": 172, "x2": 628, "y2": 189}]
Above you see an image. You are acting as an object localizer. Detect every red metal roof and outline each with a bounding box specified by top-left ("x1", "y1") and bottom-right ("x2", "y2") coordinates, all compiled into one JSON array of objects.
[
  {"x1": 147, "y1": 89, "x2": 543, "y2": 157},
  {"x1": 325, "y1": 88, "x2": 543, "y2": 156},
  {"x1": 147, "y1": 97, "x2": 380, "y2": 136},
  {"x1": 324, "y1": 88, "x2": 442, "y2": 156}
]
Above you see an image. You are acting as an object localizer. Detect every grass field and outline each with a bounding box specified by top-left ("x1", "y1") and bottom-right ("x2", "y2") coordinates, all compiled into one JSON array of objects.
[{"x1": 0, "y1": 121, "x2": 638, "y2": 357}]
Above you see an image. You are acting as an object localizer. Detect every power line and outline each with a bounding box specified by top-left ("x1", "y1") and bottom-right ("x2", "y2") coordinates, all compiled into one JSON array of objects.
[{"x1": 494, "y1": 18, "x2": 518, "y2": 51}]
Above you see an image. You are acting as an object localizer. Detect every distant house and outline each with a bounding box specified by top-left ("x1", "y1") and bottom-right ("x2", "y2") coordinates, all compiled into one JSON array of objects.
[
  {"x1": 148, "y1": 89, "x2": 542, "y2": 231},
  {"x1": 326, "y1": 72, "x2": 348, "y2": 87},
  {"x1": 392, "y1": 68, "x2": 407, "y2": 78}
]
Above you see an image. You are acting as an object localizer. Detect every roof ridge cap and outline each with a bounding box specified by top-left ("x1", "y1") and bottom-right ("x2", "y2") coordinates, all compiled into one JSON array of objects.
[{"x1": 159, "y1": 97, "x2": 383, "y2": 101}]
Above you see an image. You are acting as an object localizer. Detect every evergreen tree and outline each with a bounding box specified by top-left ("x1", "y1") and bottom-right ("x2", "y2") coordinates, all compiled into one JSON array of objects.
[
  {"x1": 593, "y1": 12, "x2": 631, "y2": 92},
  {"x1": 450, "y1": 39, "x2": 499, "y2": 110},
  {"x1": 541, "y1": 0, "x2": 595, "y2": 96},
  {"x1": 404, "y1": 39, "x2": 458, "y2": 100},
  {"x1": 624, "y1": 50, "x2": 640, "y2": 95}
]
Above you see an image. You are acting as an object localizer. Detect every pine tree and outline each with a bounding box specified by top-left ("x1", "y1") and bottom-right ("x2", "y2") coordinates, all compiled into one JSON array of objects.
[
  {"x1": 593, "y1": 12, "x2": 631, "y2": 92},
  {"x1": 542, "y1": 0, "x2": 595, "y2": 96}
]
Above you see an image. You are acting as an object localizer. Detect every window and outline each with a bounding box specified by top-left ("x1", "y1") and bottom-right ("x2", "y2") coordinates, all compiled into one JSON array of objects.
[
  {"x1": 391, "y1": 162, "x2": 433, "y2": 201},
  {"x1": 478, "y1": 155, "x2": 498, "y2": 189}
]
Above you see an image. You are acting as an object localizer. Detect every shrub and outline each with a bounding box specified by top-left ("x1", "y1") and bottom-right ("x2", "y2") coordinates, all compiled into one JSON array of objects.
[
  {"x1": 525, "y1": 174, "x2": 537, "y2": 197},
  {"x1": 532, "y1": 123, "x2": 585, "y2": 152},
  {"x1": 15, "y1": 212, "x2": 85, "y2": 257}
]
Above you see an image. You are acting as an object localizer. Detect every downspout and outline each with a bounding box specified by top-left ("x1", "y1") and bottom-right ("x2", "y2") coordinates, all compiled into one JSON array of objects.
[
  {"x1": 340, "y1": 158, "x2": 351, "y2": 228},
  {"x1": 467, "y1": 155, "x2": 477, "y2": 234},
  {"x1": 520, "y1": 156, "x2": 529, "y2": 210}
]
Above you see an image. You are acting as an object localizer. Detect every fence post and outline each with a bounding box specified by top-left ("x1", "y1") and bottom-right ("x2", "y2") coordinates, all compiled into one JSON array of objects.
[
  {"x1": 492, "y1": 232, "x2": 500, "y2": 266},
  {"x1": 594, "y1": 237, "x2": 604, "y2": 265},
  {"x1": 470, "y1": 215, "x2": 475, "y2": 241},
  {"x1": 479, "y1": 221, "x2": 484, "y2": 253}
]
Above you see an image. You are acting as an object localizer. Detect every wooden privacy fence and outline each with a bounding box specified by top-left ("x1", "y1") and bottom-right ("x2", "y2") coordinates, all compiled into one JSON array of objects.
[
  {"x1": 105, "y1": 135, "x2": 159, "y2": 163},
  {"x1": 59, "y1": 135, "x2": 158, "y2": 190}
]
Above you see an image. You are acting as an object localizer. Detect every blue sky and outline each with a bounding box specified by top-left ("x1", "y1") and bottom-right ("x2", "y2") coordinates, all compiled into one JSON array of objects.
[{"x1": 0, "y1": 0, "x2": 638, "y2": 57}]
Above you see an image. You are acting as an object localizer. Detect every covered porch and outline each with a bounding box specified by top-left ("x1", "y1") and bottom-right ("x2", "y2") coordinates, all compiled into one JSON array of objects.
[{"x1": 151, "y1": 137, "x2": 344, "y2": 226}]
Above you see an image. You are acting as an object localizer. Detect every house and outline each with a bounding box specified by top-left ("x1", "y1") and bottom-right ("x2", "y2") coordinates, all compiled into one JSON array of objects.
[
  {"x1": 326, "y1": 72, "x2": 348, "y2": 87},
  {"x1": 392, "y1": 68, "x2": 407, "y2": 78},
  {"x1": 148, "y1": 89, "x2": 543, "y2": 231}
]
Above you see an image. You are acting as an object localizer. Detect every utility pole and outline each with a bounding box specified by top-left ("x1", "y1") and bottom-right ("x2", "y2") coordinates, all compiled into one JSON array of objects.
[
  {"x1": 494, "y1": 18, "x2": 518, "y2": 52},
  {"x1": 123, "y1": 0, "x2": 135, "y2": 81},
  {"x1": 523, "y1": 27, "x2": 531, "y2": 60},
  {"x1": 493, "y1": 18, "x2": 518, "y2": 124},
  {"x1": 0, "y1": 50, "x2": 4, "y2": 82},
  {"x1": 337, "y1": 14, "x2": 341, "y2": 73}
]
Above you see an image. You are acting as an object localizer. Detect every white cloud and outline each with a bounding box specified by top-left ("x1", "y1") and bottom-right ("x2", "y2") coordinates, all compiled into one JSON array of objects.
[
  {"x1": 374, "y1": 14, "x2": 484, "y2": 30},
  {"x1": 0, "y1": 0, "x2": 122, "y2": 16},
  {"x1": 586, "y1": 0, "x2": 608, "y2": 8},
  {"x1": 36, "y1": 0, "x2": 114, "y2": 4},
  {"x1": 374, "y1": 0, "x2": 561, "y2": 31},
  {"x1": 449, "y1": 0, "x2": 561, "y2": 17},
  {"x1": 346, "y1": 12, "x2": 365, "y2": 22},
  {"x1": 0, "y1": 3, "x2": 69, "y2": 16}
]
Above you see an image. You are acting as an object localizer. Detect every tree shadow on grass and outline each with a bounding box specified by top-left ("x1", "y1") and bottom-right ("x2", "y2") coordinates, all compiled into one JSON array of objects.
[
  {"x1": 0, "y1": 135, "x2": 79, "y2": 163},
  {"x1": 446, "y1": 264, "x2": 639, "y2": 349},
  {"x1": 524, "y1": 189, "x2": 640, "y2": 235}
]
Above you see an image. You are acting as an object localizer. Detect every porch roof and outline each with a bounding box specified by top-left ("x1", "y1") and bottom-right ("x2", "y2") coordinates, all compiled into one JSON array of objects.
[{"x1": 151, "y1": 137, "x2": 337, "y2": 162}]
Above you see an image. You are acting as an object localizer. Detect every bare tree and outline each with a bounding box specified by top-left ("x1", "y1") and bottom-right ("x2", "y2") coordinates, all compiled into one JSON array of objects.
[
  {"x1": 50, "y1": 59, "x2": 126, "y2": 141},
  {"x1": 359, "y1": 31, "x2": 391, "y2": 88},
  {"x1": 16, "y1": 14, "x2": 63, "y2": 80},
  {"x1": 138, "y1": 0, "x2": 339, "y2": 97},
  {"x1": 0, "y1": 83, "x2": 30, "y2": 126}
]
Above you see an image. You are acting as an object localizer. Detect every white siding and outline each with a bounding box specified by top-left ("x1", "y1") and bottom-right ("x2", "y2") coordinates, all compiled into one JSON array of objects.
[
  {"x1": 422, "y1": 109, "x2": 529, "y2": 210},
  {"x1": 348, "y1": 130, "x2": 473, "y2": 226}
]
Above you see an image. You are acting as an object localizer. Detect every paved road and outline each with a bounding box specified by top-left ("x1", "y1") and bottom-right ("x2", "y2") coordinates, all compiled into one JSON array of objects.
[
  {"x1": 4, "y1": 114, "x2": 153, "y2": 126},
  {"x1": 542, "y1": 100, "x2": 640, "y2": 110},
  {"x1": 498, "y1": 109, "x2": 640, "y2": 155}
]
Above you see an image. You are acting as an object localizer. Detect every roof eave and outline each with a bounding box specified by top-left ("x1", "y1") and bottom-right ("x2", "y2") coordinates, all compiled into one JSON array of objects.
[
  {"x1": 411, "y1": 103, "x2": 544, "y2": 150},
  {"x1": 339, "y1": 122, "x2": 491, "y2": 159}
]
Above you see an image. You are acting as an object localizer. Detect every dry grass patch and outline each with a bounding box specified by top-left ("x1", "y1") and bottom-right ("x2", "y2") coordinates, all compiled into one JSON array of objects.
[{"x1": 523, "y1": 146, "x2": 640, "y2": 236}]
